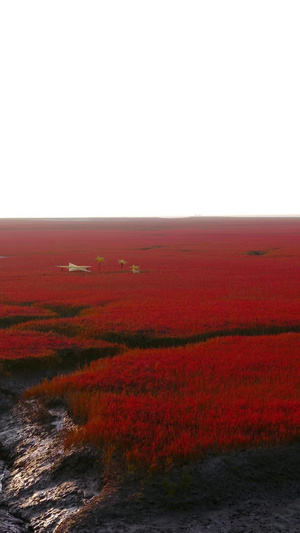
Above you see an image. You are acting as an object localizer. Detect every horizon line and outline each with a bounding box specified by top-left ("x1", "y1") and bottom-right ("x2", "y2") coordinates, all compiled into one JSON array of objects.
[{"x1": 0, "y1": 214, "x2": 300, "y2": 220}]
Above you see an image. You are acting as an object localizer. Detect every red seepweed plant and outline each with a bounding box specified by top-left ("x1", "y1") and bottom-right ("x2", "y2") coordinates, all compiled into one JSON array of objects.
[
  {"x1": 1, "y1": 217, "x2": 299, "y2": 470},
  {"x1": 27, "y1": 334, "x2": 300, "y2": 470}
]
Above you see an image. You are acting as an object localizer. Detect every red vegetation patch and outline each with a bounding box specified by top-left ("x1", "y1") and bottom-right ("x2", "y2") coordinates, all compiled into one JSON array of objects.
[
  {"x1": 0, "y1": 218, "x2": 299, "y2": 339},
  {"x1": 1, "y1": 218, "x2": 300, "y2": 470},
  {"x1": 0, "y1": 330, "x2": 84, "y2": 360},
  {"x1": 80, "y1": 298, "x2": 300, "y2": 339},
  {"x1": 27, "y1": 334, "x2": 300, "y2": 470},
  {"x1": 0, "y1": 305, "x2": 55, "y2": 318}
]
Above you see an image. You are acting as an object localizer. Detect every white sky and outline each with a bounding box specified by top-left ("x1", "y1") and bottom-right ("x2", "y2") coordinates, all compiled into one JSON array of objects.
[{"x1": 0, "y1": 1, "x2": 299, "y2": 218}]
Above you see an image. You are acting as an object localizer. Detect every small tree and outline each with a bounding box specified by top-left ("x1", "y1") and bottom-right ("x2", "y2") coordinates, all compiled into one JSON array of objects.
[
  {"x1": 118, "y1": 259, "x2": 128, "y2": 270},
  {"x1": 95, "y1": 257, "x2": 105, "y2": 271},
  {"x1": 130, "y1": 264, "x2": 140, "y2": 274}
]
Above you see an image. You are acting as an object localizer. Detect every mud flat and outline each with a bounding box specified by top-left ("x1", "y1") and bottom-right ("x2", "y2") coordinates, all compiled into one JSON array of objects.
[
  {"x1": 0, "y1": 373, "x2": 102, "y2": 532},
  {"x1": 55, "y1": 443, "x2": 300, "y2": 533},
  {"x1": 1, "y1": 375, "x2": 300, "y2": 532}
]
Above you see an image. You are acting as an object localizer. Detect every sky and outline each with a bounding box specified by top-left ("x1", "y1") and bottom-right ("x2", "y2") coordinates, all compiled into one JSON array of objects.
[{"x1": 0, "y1": 1, "x2": 299, "y2": 218}]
